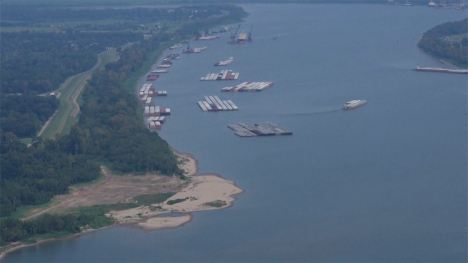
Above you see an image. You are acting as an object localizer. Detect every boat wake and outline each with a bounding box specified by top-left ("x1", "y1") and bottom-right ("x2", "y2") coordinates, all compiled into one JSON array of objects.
[{"x1": 280, "y1": 108, "x2": 342, "y2": 116}]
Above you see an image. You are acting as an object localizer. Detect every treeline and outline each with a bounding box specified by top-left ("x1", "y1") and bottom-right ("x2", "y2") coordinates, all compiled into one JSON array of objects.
[
  {"x1": 1, "y1": 214, "x2": 94, "y2": 245},
  {"x1": 0, "y1": 93, "x2": 59, "y2": 137},
  {"x1": 0, "y1": 209, "x2": 121, "y2": 245},
  {"x1": 49, "y1": 4, "x2": 247, "y2": 173},
  {"x1": 0, "y1": 132, "x2": 101, "y2": 216},
  {"x1": 1, "y1": 31, "x2": 142, "y2": 94},
  {"x1": 0, "y1": 4, "x2": 247, "y2": 246},
  {"x1": 74, "y1": 37, "x2": 183, "y2": 174},
  {"x1": 418, "y1": 18, "x2": 468, "y2": 68},
  {"x1": 0, "y1": 5, "x2": 247, "y2": 95},
  {"x1": 1, "y1": 5, "x2": 223, "y2": 23},
  {"x1": 0, "y1": 4, "x2": 246, "y2": 216}
]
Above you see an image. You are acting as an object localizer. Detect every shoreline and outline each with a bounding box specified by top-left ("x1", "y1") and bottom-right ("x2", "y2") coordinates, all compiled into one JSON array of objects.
[
  {"x1": 107, "y1": 149, "x2": 244, "y2": 231},
  {"x1": 417, "y1": 46, "x2": 467, "y2": 69},
  {"x1": 0, "y1": 149, "x2": 244, "y2": 260},
  {"x1": 1, "y1": 30, "x2": 244, "y2": 261},
  {"x1": 0, "y1": 226, "x2": 113, "y2": 261}
]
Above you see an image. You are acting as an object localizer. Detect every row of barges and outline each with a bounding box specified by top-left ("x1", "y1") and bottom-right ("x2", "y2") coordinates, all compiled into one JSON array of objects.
[
  {"x1": 201, "y1": 70, "x2": 239, "y2": 81},
  {"x1": 221, "y1": 82, "x2": 274, "y2": 92},
  {"x1": 197, "y1": 96, "x2": 238, "y2": 111}
]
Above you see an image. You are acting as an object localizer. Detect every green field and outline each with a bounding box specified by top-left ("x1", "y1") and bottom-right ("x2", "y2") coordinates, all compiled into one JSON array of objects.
[
  {"x1": 1, "y1": 199, "x2": 60, "y2": 220},
  {"x1": 133, "y1": 193, "x2": 177, "y2": 206},
  {"x1": 39, "y1": 49, "x2": 117, "y2": 139},
  {"x1": 19, "y1": 138, "x2": 33, "y2": 145}
]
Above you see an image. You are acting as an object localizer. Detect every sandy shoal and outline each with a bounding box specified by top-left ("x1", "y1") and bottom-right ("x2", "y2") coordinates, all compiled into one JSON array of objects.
[{"x1": 109, "y1": 172, "x2": 243, "y2": 230}]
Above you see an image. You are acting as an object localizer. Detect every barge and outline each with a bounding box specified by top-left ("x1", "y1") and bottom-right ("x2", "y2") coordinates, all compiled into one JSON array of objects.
[
  {"x1": 166, "y1": 54, "x2": 180, "y2": 59},
  {"x1": 227, "y1": 122, "x2": 292, "y2": 137},
  {"x1": 139, "y1": 83, "x2": 167, "y2": 98},
  {"x1": 221, "y1": 82, "x2": 274, "y2": 92},
  {"x1": 237, "y1": 32, "x2": 248, "y2": 44},
  {"x1": 413, "y1": 66, "x2": 468, "y2": 74},
  {"x1": 183, "y1": 46, "x2": 207, "y2": 53},
  {"x1": 200, "y1": 70, "x2": 239, "y2": 81},
  {"x1": 146, "y1": 74, "x2": 159, "y2": 81},
  {"x1": 214, "y1": 57, "x2": 234, "y2": 66},
  {"x1": 144, "y1": 105, "x2": 171, "y2": 116},
  {"x1": 151, "y1": 69, "x2": 168, "y2": 73},
  {"x1": 169, "y1": 44, "x2": 182, "y2": 50},
  {"x1": 198, "y1": 96, "x2": 238, "y2": 111},
  {"x1": 197, "y1": 35, "x2": 220, "y2": 40},
  {"x1": 147, "y1": 116, "x2": 169, "y2": 130},
  {"x1": 342, "y1": 100, "x2": 367, "y2": 110}
]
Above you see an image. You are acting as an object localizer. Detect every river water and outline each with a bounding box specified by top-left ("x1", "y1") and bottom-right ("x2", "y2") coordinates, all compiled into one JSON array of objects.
[{"x1": 3, "y1": 4, "x2": 467, "y2": 262}]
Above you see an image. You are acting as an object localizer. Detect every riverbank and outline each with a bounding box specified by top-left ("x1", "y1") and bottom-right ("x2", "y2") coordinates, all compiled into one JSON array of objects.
[
  {"x1": 0, "y1": 150, "x2": 243, "y2": 259},
  {"x1": 108, "y1": 151, "x2": 243, "y2": 231},
  {"x1": 1, "y1": 15, "x2": 246, "y2": 260}
]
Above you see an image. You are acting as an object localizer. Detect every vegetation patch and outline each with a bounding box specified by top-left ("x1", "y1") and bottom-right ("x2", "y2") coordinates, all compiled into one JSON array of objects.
[
  {"x1": 204, "y1": 200, "x2": 227, "y2": 208},
  {"x1": 133, "y1": 193, "x2": 177, "y2": 206},
  {"x1": 418, "y1": 18, "x2": 468, "y2": 68},
  {"x1": 167, "y1": 197, "x2": 189, "y2": 205}
]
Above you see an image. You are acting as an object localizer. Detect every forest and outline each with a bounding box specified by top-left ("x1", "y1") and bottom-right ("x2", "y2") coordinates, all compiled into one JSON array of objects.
[
  {"x1": 0, "y1": 93, "x2": 59, "y2": 137},
  {"x1": 0, "y1": 132, "x2": 101, "y2": 216},
  {"x1": 418, "y1": 18, "x2": 468, "y2": 68},
  {"x1": 0, "y1": 3, "x2": 247, "y2": 247},
  {"x1": 1, "y1": 31, "x2": 143, "y2": 94},
  {"x1": 1, "y1": 5, "x2": 225, "y2": 24}
]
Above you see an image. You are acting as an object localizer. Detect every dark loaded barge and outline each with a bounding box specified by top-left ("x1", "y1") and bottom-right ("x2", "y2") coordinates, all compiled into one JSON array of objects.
[
  {"x1": 146, "y1": 74, "x2": 159, "y2": 81},
  {"x1": 227, "y1": 122, "x2": 292, "y2": 137}
]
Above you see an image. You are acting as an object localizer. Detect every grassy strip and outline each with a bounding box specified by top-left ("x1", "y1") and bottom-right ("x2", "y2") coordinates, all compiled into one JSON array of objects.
[
  {"x1": 19, "y1": 138, "x2": 32, "y2": 145},
  {"x1": 39, "y1": 49, "x2": 117, "y2": 139},
  {"x1": 40, "y1": 74, "x2": 85, "y2": 138},
  {"x1": 0, "y1": 200, "x2": 60, "y2": 220},
  {"x1": 133, "y1": 193, "x2": 177, "y2": 206}
]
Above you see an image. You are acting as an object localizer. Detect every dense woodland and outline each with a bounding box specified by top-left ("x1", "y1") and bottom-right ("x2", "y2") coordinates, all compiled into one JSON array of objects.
[
  {"x1": 418, "y1": 18, "x2": 468, "y2": 68},
  {"x1": 1, "y1": 5, "x2": 224, "y2": 24},
  {"x1": 1, "y1": 31, "x2": 143, "y2": 94},
  {"x1": 0, "y1": 132, "x2": 101, "y2": 216},
  {"x1": 0, "y1": 93, "x2": 59, "y2": 137},
  {"x1": 0, "y1": 214, "x2": 93, "y2": 245},
  {"x1": 70, "y1": 4, "x2": 247, "y2": 173},
  {"x1": 0, "y1": 4, "x2": 247, "y2": 246}
]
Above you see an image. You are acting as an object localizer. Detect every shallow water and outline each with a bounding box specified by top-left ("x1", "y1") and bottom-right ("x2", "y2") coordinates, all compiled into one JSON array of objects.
[{"x1": 3, "y1": 4, "x2": 467, "y2": 262}]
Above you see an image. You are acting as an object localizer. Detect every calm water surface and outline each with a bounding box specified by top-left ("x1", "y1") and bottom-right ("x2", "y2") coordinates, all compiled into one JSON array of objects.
[{"x1": 4, "y1": 4, "x2": 467, "y2": 262}]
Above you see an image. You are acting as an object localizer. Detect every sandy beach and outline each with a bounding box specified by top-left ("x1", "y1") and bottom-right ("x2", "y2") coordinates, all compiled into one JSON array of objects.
[{"x1": 108, "y1": 151, "x2": 243, "y2": 230}]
